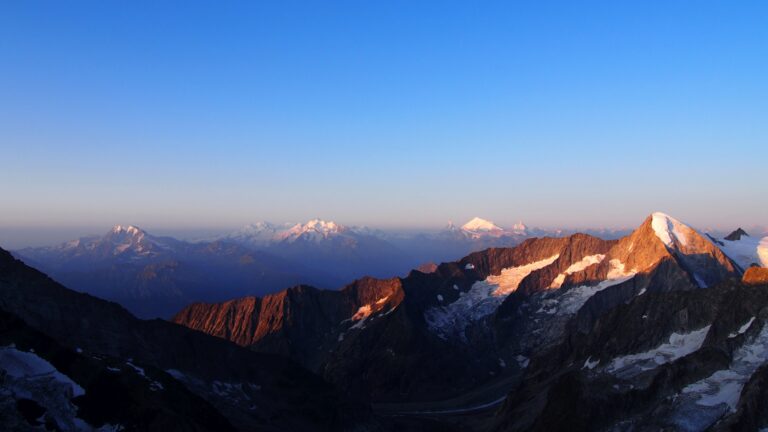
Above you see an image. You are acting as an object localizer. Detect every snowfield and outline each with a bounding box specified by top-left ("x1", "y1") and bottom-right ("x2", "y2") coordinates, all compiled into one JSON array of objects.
[
  {"x1": 605, "y1": 326, "x2": 711, "y2": 378},
  {"x1": 424, "y1": 255, "x2": 559, "y2": 340},
  {"x1": 537, "y1": 259, "x2": 636, "y2": 316},
  {"x1": 549, "y1": 254, "x2": 606, "y2": 289},
  {"x1": 718, "y1": 234, "x2": 768, "y2": 269},
  {"x1": 0, "y1": 345, "x2": 84, "y2": 397},
  {"x1": 652, "y1": 212, "x2": 693, "y2": 248},
  {"x1": 669, "y1": 321, "x2": 768, "y2": 430}
]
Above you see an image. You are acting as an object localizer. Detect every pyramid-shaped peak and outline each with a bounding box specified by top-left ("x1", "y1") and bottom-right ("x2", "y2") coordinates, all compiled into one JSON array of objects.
[
  {"x1": 462, "y1": 217, "x2": 503, "y2": 232},
  {"x1": 725, "y1": 228, "x2": 750, "y2": 241},
  {"x1": 649, "y1": 212, "x2": 696, "y2": 248}
]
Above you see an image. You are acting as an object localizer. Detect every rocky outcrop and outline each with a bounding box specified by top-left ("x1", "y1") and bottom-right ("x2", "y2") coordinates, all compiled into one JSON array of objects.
[
  {"x1": 744, "y1": 266, "x2": 768, "y2": 285},
  {"x1": 726, "y1": 228, "x2": 750, "y2": 241},
  {"x1": 175, "y1": 277, "x2": 404, "y2": 370}
]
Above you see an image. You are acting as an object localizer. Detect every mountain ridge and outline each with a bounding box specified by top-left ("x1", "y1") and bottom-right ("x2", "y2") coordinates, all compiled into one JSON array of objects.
[{"x1": 174, "y1": 212, "x2": 748, "y2": 407}]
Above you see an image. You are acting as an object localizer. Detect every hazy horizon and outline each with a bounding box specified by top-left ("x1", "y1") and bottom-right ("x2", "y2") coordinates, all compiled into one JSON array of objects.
[
  {"x1": 1, "y1": 1, "x2": 766, "y2": 241},
  {"x1": 2, "y1": 212, "x2": 765, "y2": 250}
]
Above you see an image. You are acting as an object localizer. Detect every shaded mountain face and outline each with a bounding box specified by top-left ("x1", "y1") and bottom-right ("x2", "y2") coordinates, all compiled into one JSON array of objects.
[
  {"x1": 0, "y1": 308, "x2": 235, "y2": 431},
  {"x1": 174, "y1": 213, "x2": 745, "y2": 410},
  {"x1": 14, "y1": 226, "x2": 342, "y2": 318},
  {"x1": 491, "y1": 273, "x2": 768, "y2": 432},
  {"x1": 0, "y1": 247, "x2": 378, "y2": 431}
]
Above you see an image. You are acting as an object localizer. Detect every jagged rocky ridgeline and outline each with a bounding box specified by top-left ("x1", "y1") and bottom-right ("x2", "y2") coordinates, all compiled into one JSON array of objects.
[
  {"x1": 174, "y1": 213, "x2": 768, "y2": 430},
  {"x1": 12, "y1": 217, "x2": 530, "y2": 320}
]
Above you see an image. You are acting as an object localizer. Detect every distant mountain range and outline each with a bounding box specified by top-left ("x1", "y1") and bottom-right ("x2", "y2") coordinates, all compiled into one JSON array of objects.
[
  {"x1": 14, "y1": 225, "x2": 342, "y2": 319},
  {"x1": 8, "y1": 216, "x2": 730, "y2": 324},
  {"x1": 14, "y1": 217, "x2": 544, "y2": 318},
  {"x1": 225, "y1": 217, "x2": 547, "y2": 276}
]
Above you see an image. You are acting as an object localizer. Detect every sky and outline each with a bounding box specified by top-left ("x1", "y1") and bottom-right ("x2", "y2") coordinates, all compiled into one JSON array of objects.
[{"x1": 1, "y1": 1, "x2": 766, "y2": 247}]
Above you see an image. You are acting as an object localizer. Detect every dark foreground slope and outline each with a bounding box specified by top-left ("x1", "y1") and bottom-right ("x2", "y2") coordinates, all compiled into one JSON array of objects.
[
  {"x1": 0, "y1": 247, "x2": 378, "y2": 431},
  {"x1": 0, "y1": 308, "x2": 234, "y2": 431}
]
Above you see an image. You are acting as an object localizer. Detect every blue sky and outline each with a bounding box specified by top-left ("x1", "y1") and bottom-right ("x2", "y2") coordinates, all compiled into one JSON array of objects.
[{"x1": 1, "y1": 1, "x2": 766, "y2": 241}]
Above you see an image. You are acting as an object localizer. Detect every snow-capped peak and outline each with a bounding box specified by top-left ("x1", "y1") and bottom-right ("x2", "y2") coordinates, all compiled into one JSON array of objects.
[
  {"x1": 462, "y1": 217, "x2": 503, "y2": 233},
  {"x1": 303, "y1": 219, "x2": 342, "y2": 233},
  {"x1": 650, "y1": 212, "x2": 695, "y2": 248},
  {"x1": 110, "y1": 225, "x2": 145, "y2": 238},
  {"x1": 511, "y1": 221, "x2": 528, "y2": 234},
  {"x1": 646, "y1": 212, "x2": 742, "y2": 287},
  {"x1": 276, "y1": 219, "x2": 348, "y2": 242}
]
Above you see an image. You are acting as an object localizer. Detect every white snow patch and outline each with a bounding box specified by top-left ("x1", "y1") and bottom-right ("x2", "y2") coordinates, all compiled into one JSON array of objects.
[
  {"x1": 126, "y1": 361, "x2": 146, "y2": 377},
  {"x1": 719, "y1": 235, "x2": 768, "y2": 269},
  {"x1": 425, "y1": 255, "x2": 559, "y2": 339},
  {"x1": 651, "y1": 212, "x2": 693, "y2": 248},
  {"x1": 679, "y1": 321, "x2": 768, "y2": 414},
  {"x1": 730, "y1": 317, "x2": 756, "y2": 338},
  {"x1": 437, "y1": 294, "x2": 444, "y2": 302},
  {"x1": 684, "y1": 369, "x2": 743, "y2": 410},
  {"x1": 489, "y1": 255, "x2": 560, "y2": 297},
  {"x1": 341, "y1": 295, "x2": 394, "y2": 332},
  {"x1": 275, "y1": 219, "x2": 346, "y2": 243},
  {"x1": 549, "y1": 254, "x2": 606, "y2": 289},
  {"x1": 126, "y1": 361, "x2": 164, "y2": 391},
  {"x1": 351, "y1": 305, "x2": 372, "y2": 321},
  {"x1": 0, "y1": 345, "x2": 85, "y2": 397},
  {"x1": 542, "y1": 259, "x2": 636, "y2": 315},
  {"x1": 462, "y1": 217, "x2": 503, "y2": 233},
  {"x1": 583, "y1": 356, "x2": 599, "y2": 370},
  {"x1": 606, "y1": 325, "x2": 710, "y2": 376}
]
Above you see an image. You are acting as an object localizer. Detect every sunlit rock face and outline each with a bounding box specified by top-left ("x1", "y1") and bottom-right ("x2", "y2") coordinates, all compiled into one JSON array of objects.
[{"x1": 744, "y1": 267, "x2": 768, "y2": 286}]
